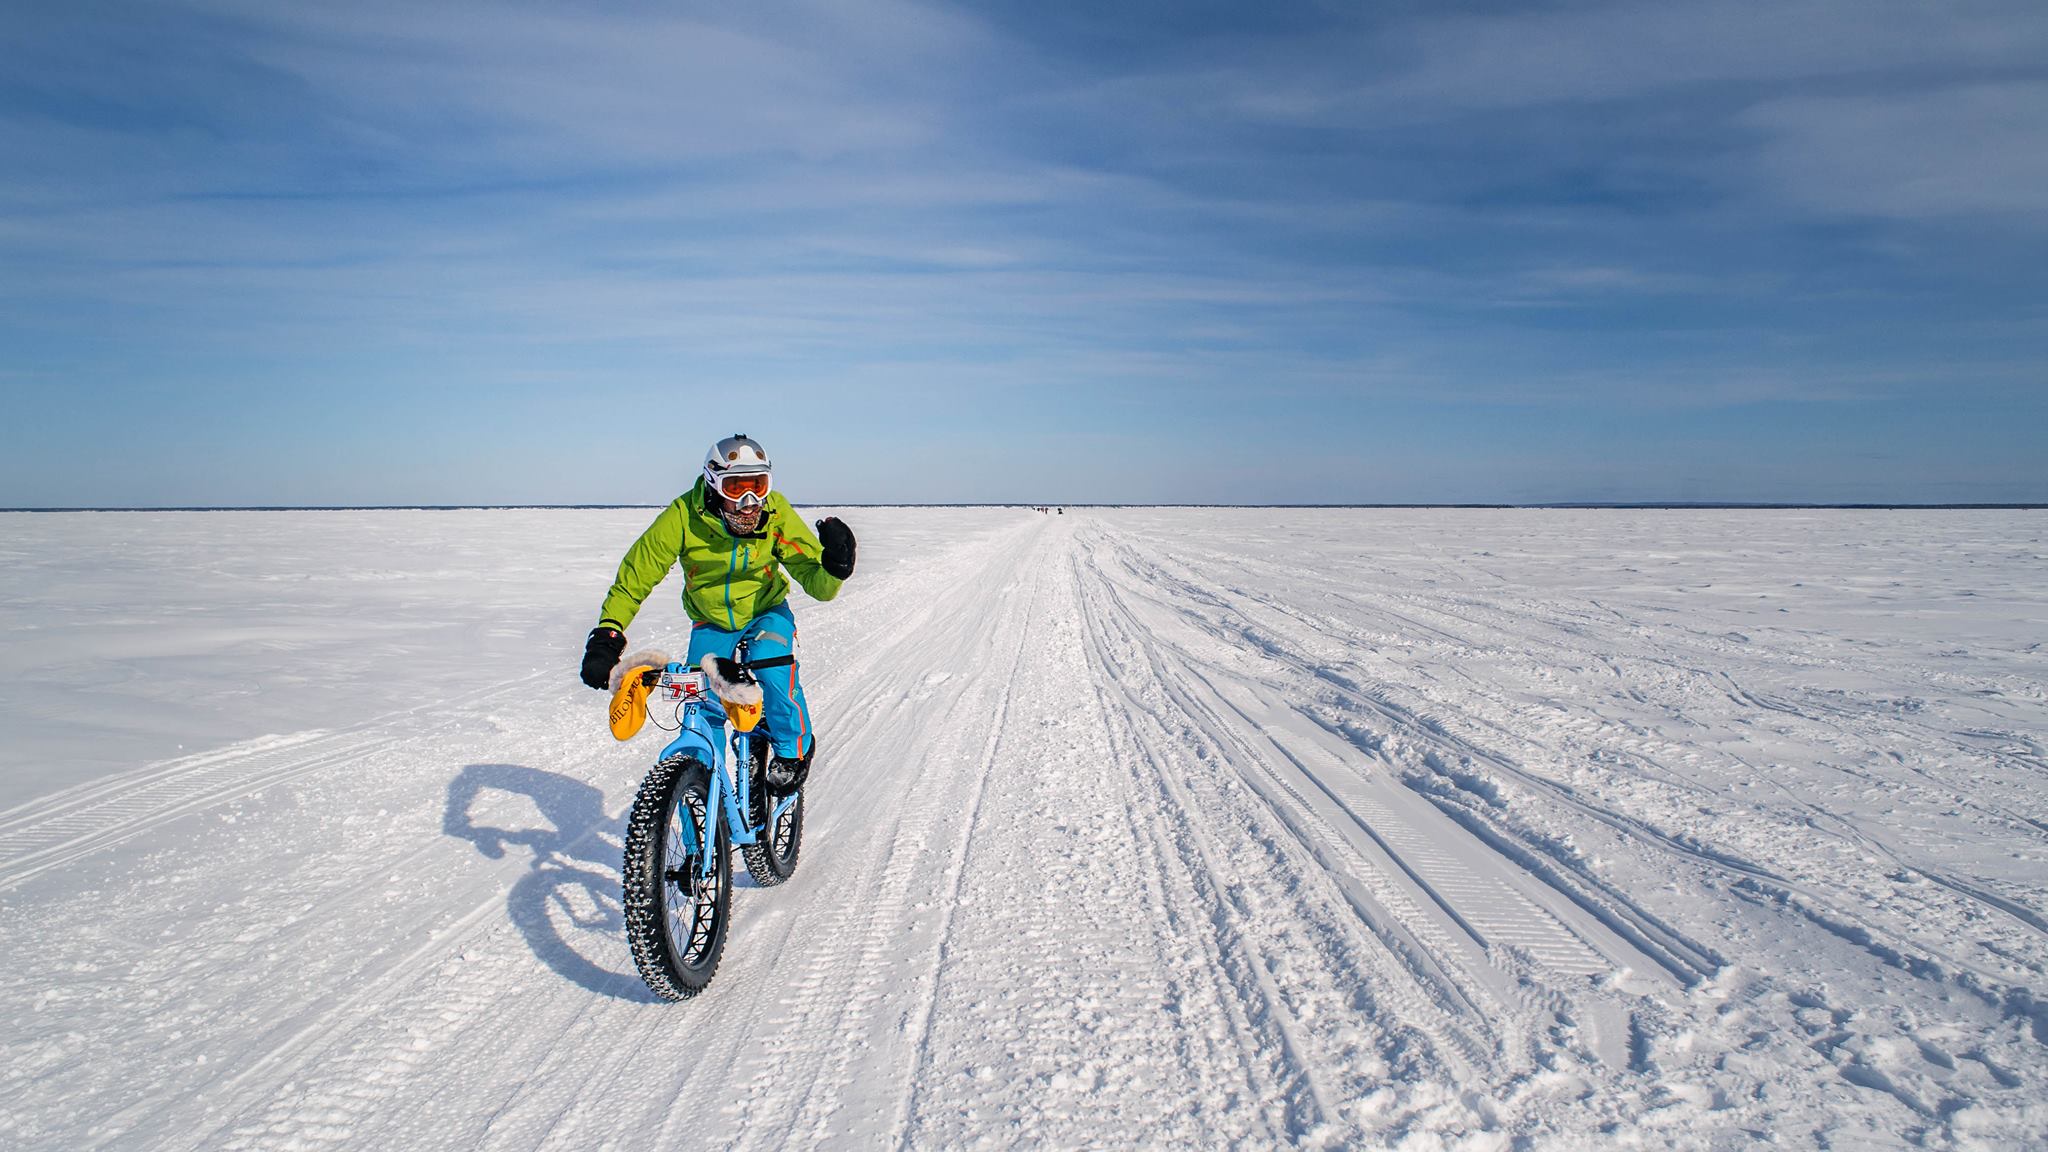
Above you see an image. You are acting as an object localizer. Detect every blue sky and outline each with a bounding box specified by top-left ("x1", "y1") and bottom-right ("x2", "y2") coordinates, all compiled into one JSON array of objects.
[{"x1": 3, "y1": 0, "x2": 2044, "y2": 505}]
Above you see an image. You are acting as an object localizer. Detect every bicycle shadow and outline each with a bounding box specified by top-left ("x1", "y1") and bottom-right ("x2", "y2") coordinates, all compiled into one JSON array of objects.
[{"x1": 443, "y1": 763, "x2": 658, "y2": 1004}]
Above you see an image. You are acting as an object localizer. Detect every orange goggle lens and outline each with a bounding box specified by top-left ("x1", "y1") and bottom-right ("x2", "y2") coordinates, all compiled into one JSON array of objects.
[{"x1": 717, "y1": 472, "x2": 770, "y2": 500}]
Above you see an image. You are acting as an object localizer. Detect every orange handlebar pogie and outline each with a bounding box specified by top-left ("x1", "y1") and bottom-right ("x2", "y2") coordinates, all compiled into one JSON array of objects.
[
  {"x1": 724, "y1": 696, "x2": 764, "y2": 733},
  {"x1": 703, "y1": 654, "x2": 766, "y2": 733}
]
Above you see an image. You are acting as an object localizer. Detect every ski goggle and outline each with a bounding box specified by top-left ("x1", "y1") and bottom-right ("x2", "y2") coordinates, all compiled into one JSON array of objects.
[{"x1": 709, "y1": 469, "x2": 771, "y2": 508}]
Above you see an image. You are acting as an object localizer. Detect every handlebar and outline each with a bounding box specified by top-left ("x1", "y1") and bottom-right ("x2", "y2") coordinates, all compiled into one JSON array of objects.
[
  {"x1": 635, "y1": 653, "x2": 791, "y2": 689},
  {"x1": 611, "y1": 652, "x2": 770, "y2": 741}
]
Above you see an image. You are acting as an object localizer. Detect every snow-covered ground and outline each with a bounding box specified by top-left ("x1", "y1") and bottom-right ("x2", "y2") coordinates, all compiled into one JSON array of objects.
[{"x1": 3, "y1": 508, "x2": 2045, "y2": 1149}]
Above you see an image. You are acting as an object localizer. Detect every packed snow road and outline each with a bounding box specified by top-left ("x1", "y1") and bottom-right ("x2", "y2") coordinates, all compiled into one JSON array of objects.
[{"x1": 2, "y1": 508, "x2": 2044, "y2": 1148}]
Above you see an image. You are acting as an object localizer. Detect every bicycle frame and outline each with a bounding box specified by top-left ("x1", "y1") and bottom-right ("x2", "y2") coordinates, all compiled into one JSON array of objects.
[{"x1": 650, "y1": 663, "x2": 802, "y2": 887}]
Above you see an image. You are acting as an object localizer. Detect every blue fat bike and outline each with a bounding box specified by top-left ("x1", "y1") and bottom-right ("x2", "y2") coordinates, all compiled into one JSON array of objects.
[{"x1": 615, "y1": 644, "x2": 806, "y2": 1001}]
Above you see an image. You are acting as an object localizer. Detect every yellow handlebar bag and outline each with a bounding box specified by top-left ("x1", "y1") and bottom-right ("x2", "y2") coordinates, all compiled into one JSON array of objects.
[{"x1": 609, "y1": 665, "x2": 658, "y2": 740}]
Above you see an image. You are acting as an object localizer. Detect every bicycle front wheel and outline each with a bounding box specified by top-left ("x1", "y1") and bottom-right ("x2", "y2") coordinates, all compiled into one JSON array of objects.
[{"x1": 622, "y1": 756, "x2": 730, "y2": 1001}]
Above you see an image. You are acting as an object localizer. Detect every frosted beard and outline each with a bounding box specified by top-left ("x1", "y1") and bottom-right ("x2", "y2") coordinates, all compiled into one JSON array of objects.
[{"x1": 723, "y1": 503, "x2": 765, "y2": 534}]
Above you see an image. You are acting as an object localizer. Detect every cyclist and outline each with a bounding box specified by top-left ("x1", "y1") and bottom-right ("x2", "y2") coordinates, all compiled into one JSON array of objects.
[{"x1": 579, "y1": 433, "x2": 856, "y2": 792}]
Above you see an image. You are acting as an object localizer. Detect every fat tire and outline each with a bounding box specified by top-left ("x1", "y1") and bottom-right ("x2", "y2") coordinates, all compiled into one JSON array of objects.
[
  {"x1": 743, "y1": 738, "x2": 805, "y2": 886},
  {"x1": 622, "y1": 756, "x2": 730, "y2": 1001},
  {"x1": 743, "y1": 789, "x2": 804, "y2": 886}
]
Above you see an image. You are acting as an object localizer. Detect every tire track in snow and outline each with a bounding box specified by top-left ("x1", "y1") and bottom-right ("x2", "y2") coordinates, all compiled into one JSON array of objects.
[
  {"x1": 1077, "y1": 550, "x2": 1333, "y2": 1135},
  {"x1": 881, "y1": 539, "x2": 1043, "y2": 1149},
  {"x1": 693, "y1": 516, "x2": 1054, "y2": 1148},
  {"x1": 1089, "y1": 535, "x2": 1595, "y2": 987},
  {"x1": 0, "y1": 674, "x2": 544, "y2": 891},
  {"x1": 1091, "y1": 576, "x2": 1495, "y2": 1027},
  {"x1": 1164, "y1": 525, "x2": 2048, "y2": 981},
  {"x1": 1077, "y1": 523, "x2": 1699, "y2": 1103},
  {"x1": 162, "y1": 748, "x2": 640, "y2": 1150},
  {"x1": 1101, "y1": 534, "x2": 1719, "y2": 988},
  {"x1": 1073, "y1": 526, "x2": 1506, "y2": 1143},
  {"x1": 1066, "y1": 511, "x2": 2048, "y2": 1145},
  {"x1": 892, "y1": 522, "x2": 1240, "y2": 1148}
]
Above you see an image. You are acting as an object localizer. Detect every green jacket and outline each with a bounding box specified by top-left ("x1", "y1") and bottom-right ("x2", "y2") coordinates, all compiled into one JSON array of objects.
[{"x1": 597, "y1": 480, "x2": 843, "y2": 633}]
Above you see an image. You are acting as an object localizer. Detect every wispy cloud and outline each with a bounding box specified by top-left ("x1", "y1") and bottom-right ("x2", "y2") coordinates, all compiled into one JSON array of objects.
[
  {"x1": 2, "y1": 1, "x2": 2045, "y2": 504},
  {"x1": 1745, "y1": 84, "x2": 2048, "y2": 218}
]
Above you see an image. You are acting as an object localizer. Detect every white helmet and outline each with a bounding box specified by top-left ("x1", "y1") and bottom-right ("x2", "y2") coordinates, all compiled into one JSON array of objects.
[{"x1": 703, "y1": 434, "x2": 773, "y2": 525}]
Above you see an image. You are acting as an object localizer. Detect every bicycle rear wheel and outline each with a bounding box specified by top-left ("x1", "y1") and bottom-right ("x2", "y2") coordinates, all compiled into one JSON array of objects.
[
  {"x1": 622, "y1": 756, "x2": 730, "y2": 1001},
  {"x1": 743, "y1": 736, "x2": 804, "y2": 886}
]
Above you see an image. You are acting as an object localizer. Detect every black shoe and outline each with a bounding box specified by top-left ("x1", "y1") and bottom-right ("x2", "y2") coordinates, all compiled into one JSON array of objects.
[{"x1": 765, "y1": 742, "x2": 814, "y2": 795}]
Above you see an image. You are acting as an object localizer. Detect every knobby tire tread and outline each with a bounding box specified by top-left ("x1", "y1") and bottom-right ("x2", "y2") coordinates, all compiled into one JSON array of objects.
[
  {"x1": 622, "y1": 756, "x2": 728, "y2": 1001},
  {"x1": 743, "y1": 790, "x2": 805, "y2": 887},
  {"x1": 742, "y1": 735, "x2": 805, "y2": 887}
]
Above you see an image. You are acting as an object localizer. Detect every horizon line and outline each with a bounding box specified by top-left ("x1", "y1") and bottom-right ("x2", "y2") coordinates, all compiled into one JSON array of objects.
[{"x1": 5, "y1": 502, "x2": 2044, "y2": 513}]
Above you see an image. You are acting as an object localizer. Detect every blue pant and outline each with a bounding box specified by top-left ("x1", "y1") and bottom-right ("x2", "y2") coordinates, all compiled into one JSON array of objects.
[{"x1": 685, "y1": 600, "x2": 813, "y2": 760}]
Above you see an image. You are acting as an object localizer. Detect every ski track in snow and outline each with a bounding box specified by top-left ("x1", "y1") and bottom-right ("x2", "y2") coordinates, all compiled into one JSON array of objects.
[{"x1": 3, "y1": 508, "x2": 2045, "y2": 1149}]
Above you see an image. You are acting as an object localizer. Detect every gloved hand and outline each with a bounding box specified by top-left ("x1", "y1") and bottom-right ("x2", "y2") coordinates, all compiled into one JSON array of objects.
[
  {"x1": 816, "y1": 517, "x2": 856, "y2": 580},
  {"x1": 581, "y1": 625, "x2": 626, "y2": 690}
]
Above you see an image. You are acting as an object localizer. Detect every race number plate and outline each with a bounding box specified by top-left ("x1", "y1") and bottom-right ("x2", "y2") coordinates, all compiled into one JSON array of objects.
[{"x1": 657, "y1": 670, "x2": 708, "y2": 703}]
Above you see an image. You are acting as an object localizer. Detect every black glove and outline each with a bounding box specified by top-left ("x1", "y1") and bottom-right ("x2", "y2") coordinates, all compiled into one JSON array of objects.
[
  {"x1": 580, "y1": 625, "x2": 625, "y2": 690},
  {"x1": 816, "y1": 517, "x2": 856, "y2": 580}
]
